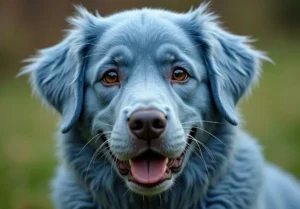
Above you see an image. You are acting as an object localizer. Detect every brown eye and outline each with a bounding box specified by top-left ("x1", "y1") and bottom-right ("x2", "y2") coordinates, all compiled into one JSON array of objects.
[
  {"x1": 172, "y1": 68, "x2": 189, "y2": 82},
  {"x1": 102, "y1": 70, "x2": 119, "y2": 84}
]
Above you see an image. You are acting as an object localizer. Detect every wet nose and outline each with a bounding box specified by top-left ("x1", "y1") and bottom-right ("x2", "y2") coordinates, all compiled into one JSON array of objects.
[{"x1": 128, "y1": 109, "x2": 167, "y2": 141}]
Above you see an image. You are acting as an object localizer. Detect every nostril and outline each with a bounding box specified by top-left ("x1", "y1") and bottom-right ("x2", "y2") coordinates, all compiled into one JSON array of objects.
[
  {"x1": 152, "y1": 119, "x2": 165, "y2": 129},
  {"x1": 130, "y1": 119, "x2": 143, "y2": 131},
  {"x1": 128, "y1": 109, "x2": 167, "y2": 140}
]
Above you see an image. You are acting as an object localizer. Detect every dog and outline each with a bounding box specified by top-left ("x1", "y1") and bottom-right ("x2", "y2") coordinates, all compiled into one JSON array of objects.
[{"x1": 22, "y1": 3, "x2": 300, "y2": 209}]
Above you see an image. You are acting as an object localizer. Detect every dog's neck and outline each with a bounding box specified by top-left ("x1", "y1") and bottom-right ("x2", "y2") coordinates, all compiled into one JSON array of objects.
[{"x1": 58, "y1": 122, "x2": 237, "y2": 209}]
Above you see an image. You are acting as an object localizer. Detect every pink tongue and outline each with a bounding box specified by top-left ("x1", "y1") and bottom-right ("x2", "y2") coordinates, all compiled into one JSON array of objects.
[{"x1": 131, "y1": 156, "x2": 167, "y2": 184}]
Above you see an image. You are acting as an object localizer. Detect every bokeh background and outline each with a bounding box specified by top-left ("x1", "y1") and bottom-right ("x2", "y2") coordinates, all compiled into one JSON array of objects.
[{"x1": 0, "y1": 0, "x2": 299, "y2": 208}]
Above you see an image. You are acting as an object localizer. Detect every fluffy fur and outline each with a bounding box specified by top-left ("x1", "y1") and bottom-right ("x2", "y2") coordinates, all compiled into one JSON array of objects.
[{"x1": 22, "y1": 3, "x2": 300, "y2": 209}]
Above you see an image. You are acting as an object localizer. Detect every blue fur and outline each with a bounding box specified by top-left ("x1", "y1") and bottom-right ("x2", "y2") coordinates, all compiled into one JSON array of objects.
[{"x1": 22, "y1": 3, "x2": 300, "y2": 209}]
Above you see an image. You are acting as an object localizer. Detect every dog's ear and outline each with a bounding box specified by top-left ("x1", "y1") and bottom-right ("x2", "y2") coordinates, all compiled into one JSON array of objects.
[
  {"x1": 184, "y1": 4, "x2": 269, "y2": 125},
  {"x1": 21, "y1": 6, "x2": 102, "y2": 133}
]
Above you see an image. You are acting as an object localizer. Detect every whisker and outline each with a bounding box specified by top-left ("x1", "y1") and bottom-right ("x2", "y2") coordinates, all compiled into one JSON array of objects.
[
  {"x1": 93, "y1": 137, "x2": 114, "y2": 166},
  {"x1": 85, "y1": 145, "x2": 101, "y2": 181},
  {"x1": 98, "y1": 149, "x2": 111, "y2": 165},
  {"x1": 182, "y1": 125, "x2": 227, "y2": 148},
  {"x1": 159, "y1": 194, "x2": 162, "y2": 206},
  {"x1": 79, "y1": 131, "x2": 112, "y2": 154},
  {"x1": 92, "y1": 144, "x2": 110, "y2": 166},
  {"x1": 92, "y1": 135, "x2": 112, "y2": 166},
  {"x1": 110, "y1": 155, "x2": 117, "y2": 177},
  {"x1": 85, "y1": 138, "x2": 110, "y2": 180},
  {"x1": 123, "y1": 188, "x2": 131, "y2": 197},
  {"x1": 186, "y1": 133, "x2": 216, "y2": 163},
  {"x1": 181, "y1": 120, "x2": 224, "y2": 125},
  {"x1": 193, "y1": 127, "x2": 227, "y2": 147},
  {"x1": 187, "y1": 139, "x2": 209, "y2": 176},
  {"x1": 98, "y1": 122, "x2": 114, "y2": 127}
]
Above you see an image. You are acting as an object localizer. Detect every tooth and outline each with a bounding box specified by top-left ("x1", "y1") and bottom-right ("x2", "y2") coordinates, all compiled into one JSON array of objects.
[
  {"x1": 129, "y1": 160, "x2": 132, "y2": 166},
  {"x1": 165, "y1": 158, "x2": 169, "y2": 164}
]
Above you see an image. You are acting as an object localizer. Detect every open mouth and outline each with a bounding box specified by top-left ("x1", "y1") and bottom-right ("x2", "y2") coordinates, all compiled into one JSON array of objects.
[{"x1": 111, "y1": 128, "x2": 196, "y2": 188}]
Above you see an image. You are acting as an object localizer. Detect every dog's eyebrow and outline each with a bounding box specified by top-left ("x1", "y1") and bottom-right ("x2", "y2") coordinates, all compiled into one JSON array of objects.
[
  {"x1": 156, "y1": 44, "x2": 201, "y2": 80},
  {"x1": 156, "y1": 44, "x2": 175, "y2": 63},
  {"x1": 87, "y1": 46, "x2": 133, "y2": 84},
  {"x1": 94, "y1": 45, "x2": 133, "y2": 64},
  {"x1": 156, "y1": 44, "x2": 192, "y2": 62},
  {"x1": 114, "y1": 56, "x2": 124, "y2": 64},
  {"x1": 166, "y1": 54, "x2": 175, "y2": 62}
]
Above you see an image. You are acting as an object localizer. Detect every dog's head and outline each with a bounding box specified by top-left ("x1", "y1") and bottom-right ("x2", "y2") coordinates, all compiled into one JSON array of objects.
[{"x1": 23, "y1": 4, "x2": 267, "y2": 195}]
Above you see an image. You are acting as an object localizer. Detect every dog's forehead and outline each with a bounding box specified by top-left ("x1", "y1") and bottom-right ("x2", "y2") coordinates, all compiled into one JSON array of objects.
[{"x1": 97, "y1": 10, "x2": 196, "y2": 58}]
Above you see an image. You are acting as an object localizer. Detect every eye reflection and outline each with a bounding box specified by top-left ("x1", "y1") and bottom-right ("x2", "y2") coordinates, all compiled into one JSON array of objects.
[
  {"x1": 102, "y1": 70, "x2": 119, "y2": 85},
  {"x1": 172, "y1": 68, "x2": 189, "y2": 82}
]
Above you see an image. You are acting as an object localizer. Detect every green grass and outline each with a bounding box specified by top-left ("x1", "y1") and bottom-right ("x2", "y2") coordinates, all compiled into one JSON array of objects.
[
  {"x1": 0, "y1": 78, "x2": 57, "y2": 209},
  {"x1": 241, "y1": 41, "x2": 300, "y2": 175},
  {"x1": 0, "y1": 39, "x2": 299, "y2": 209}
]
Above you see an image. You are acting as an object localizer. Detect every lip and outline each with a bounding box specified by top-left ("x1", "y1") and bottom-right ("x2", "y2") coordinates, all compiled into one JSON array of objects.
[{"x1": 108, "y1": 128, "x2": 197, "y2": 188}]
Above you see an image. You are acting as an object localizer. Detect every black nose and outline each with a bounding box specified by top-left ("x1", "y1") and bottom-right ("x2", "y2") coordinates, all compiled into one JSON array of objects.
[{"x1": 128, "y1": 109, "x2": 167, "y2": 141}]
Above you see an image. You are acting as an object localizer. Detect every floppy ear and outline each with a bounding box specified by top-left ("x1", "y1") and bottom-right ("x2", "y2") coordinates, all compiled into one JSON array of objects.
[
  {"x1": 186, "y1": 4, "x2": 268, "y2": 125},
  {"x1": 21, "y1": 7, "x2": 102, "y2": 133}
]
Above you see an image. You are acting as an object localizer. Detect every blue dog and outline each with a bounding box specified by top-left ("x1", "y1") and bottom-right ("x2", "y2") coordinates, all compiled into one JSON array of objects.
[{"x1": 22, "y1": 3, "x2": 300, "y2": 209}]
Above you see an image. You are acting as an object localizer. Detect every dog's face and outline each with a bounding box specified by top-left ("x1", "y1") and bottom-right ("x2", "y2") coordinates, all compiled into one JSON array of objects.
[
  {"x1": 84, "y1": 12, "x2": 211, "y2": 194},
  {"x1": 23, "y1": 4, "x2": 265, "y2": 196}
]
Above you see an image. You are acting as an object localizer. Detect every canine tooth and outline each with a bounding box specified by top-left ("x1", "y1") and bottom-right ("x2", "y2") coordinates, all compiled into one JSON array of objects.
[
  {"x1": 129, "y1": 160, "x2": 132, "y2": 166},
  {"x1": 165, "y1": 158, "x2": 169, "y2": 164}
]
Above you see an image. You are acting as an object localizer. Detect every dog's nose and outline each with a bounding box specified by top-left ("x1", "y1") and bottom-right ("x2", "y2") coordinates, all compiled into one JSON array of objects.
[{"x1": 128, "y1": 109, "x2": 167, "y2": 141}]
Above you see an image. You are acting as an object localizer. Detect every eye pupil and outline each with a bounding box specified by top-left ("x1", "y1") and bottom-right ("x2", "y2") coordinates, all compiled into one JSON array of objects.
[
  {"x1": 102, "y1": 70, "x2": 119, "y2": 84},
  {"x1": 174, "y1": 70, "x2": 184, "y2": 78},
  {"x1": 172, "y1": 68, "x2": 188, "y2": 81}
]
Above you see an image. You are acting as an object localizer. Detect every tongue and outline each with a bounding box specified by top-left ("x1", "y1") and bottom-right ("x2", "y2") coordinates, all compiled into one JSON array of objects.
[{"x1": 131, "y1": 155, "x2": 167, "y2": 184}]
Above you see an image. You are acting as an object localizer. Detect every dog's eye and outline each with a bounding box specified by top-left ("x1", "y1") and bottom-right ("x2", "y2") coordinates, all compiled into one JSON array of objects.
[
  {"x1": 102, "y1": 70, "x2": 119, "y2": 85},
  {"x1": 172, "y1": 68, "x2": 189, "y2": 82}
]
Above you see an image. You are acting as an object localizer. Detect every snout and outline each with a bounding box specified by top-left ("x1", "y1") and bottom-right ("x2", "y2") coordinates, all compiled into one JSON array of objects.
[
  {"x1": 128, "y1": 109, "x2": 167, "y2": 142},
  {"x1": 108, "y1": 105, "x2": 191, "y2": 194}
]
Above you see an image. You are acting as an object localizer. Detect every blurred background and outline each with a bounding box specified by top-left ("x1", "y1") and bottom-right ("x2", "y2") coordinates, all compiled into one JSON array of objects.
[{"x1": 0, "y1": 0, "x2": 299, "y2": 208}]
